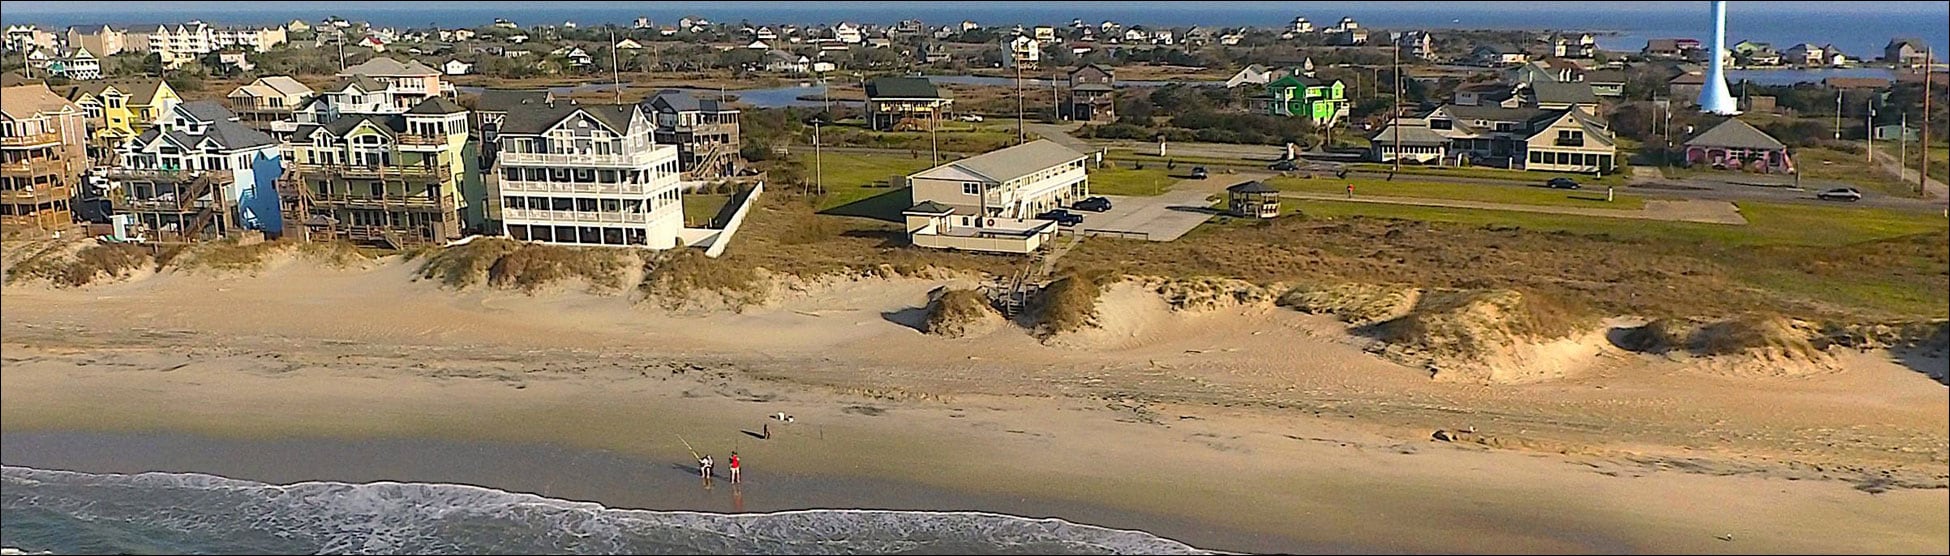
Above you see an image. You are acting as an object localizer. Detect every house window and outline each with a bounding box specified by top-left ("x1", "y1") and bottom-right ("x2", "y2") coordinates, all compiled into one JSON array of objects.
[
  {"x1": 1529, "y1": 151, "x2": 1542, "y2": 163},
  {"x1": 962, "y1": 182, "x2": 981, "y2": 195},
  {"x1": 1429, "y1": 119, "x2": 1452, "y2": 130}
]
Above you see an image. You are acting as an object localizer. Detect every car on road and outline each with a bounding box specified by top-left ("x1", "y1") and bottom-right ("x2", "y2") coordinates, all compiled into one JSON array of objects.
[
  {"x1": 1190, "y1": 166, "x2": 1209, "y2": 179},
  {"x1": 1545, "y1": 177, "x2": 1581, "y2": 190},
  {"x1": 1073, "y1": 196, "x2": 1113, "y2": 212},
  {"x1": 1036, "y1": 209, "x2": 1085, "y2": 226},
  {"x1": 1269, "y1": 159, "x2": 1299, "y2": 171},
  {"x1": 1815, "y1": 187, "x2": 1863, "y2": 202},
  {"x1": 958, "y1": 114, "x2": 984, "y2": 122}
]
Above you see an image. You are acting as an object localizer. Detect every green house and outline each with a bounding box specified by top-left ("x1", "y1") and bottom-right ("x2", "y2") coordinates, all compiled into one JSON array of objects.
[{"x1": 1264, "y1": 75, "x2": 1347, "y2": 123}]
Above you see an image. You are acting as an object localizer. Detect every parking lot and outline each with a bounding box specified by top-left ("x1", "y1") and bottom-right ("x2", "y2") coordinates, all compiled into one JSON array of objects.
[{"x1": 1065, "y1": 173, "x2": 1272, "y2": 242}]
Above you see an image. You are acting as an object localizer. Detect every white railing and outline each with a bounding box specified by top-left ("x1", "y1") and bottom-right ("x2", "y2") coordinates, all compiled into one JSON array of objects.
[
  {"x1": 498, "y1": 150, "x2": 669, "y2": 168},
  {"x1": 498, "y1": 179, "x2": 684, "y2": 196},
  {"x1": 502, "y1": 208, "x2": 651, "y2": 225}
]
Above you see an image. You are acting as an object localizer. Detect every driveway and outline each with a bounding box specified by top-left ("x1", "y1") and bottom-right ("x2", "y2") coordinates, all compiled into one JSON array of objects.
[{"x1": 1075, "y1": 172, "x2": 1271, "y2": 241}]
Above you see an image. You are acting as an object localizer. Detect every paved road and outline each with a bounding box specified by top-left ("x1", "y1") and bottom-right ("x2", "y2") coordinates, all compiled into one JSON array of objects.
[
  {"x1": 1280, "y1": 192, "x2": 1749, "y2": 225},
  {"x1": 1081, "y1": 173, "x2": 1270, "y2": 241},
  {"x1": 1872, "y1": 149, "x2": 1949, "y2": 206},
  {"x1": 1021, "y1": 122, "x2": 1096, "y2": 153}
]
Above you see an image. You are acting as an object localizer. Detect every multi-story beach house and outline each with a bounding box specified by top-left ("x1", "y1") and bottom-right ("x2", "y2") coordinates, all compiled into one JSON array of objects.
[
  {"x1": 1369, "y1": 105, "x2": 1617, "y2": 173},
  {"x1": 1885, "y1": 38, "x2": 1931, "y2": 67},
  {"x1": 494, "y1": 102, "x2": 690, "y2": 248},
  {"x1": 644, "y1": 89, "x2": 741, "y2": 180},
  {"x1": 901, "y1": 139, "x2": 1087, "y2": 254},
  {"x1": 46, "y1": 48, "x2": 103, "y2": 81},
  {"x1": 1256, "y1": 75, "x2": 1347, "y2": 124},
  {"x1": 327, "y1": 58, "x2": 454, "y2": 111},
  {"x1": 114, "y1": 79, "x2": 181, "y2": 135},
  {"x1": 56, "y1": 82, "x2": 139, "y2": 164},
  {"x1": 146, "y1": 21, "x2": 288, "y2": 68},
  {"x1": 1, "y1": 82, "x2": 88, "y2": 233},
  {"x1": 109, "y1": 100, "x2": 283, "y2": 241},
  {"x1": 284, "y1": 96, "x2": 471, "y2": 247},
  {"x1": 225, "y1": 76, "x2": 314, "y2": 141},
  {"x1": 866, "y1": 77, "x2": 952, "y2": 131},
  {"x1": 5, "y1": 25, "x2": 58, "y2": 52},
  {"x1": 1065, "y1": 64, "x2": 1116, "y2": 122}
]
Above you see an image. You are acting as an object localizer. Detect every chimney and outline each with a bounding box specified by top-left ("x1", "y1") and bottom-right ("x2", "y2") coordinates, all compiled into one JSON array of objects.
[{"x1": 1698, "y1": 0, "x2": 1740, "y2": 115}]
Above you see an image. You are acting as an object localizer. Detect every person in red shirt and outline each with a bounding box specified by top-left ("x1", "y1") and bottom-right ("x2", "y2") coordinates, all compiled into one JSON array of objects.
[{"x1": 729, "y1": 452, "x2": 742, "y2": 484}]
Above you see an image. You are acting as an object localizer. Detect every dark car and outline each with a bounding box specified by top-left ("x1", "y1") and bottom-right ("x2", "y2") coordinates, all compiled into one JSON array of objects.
[
  {"x1": 1073, "y1": 196, "x2": 1113, "y2": 212},
  {"x1": 1269, "y1": 159, "x2": 1300, "y2": 171},
  {"x1": 1815, "y1": 187, "x2": 1863, "y2": 202},
  {"x1": 1545, "y1": 177, "x2": 1581, "y2": 190},
  {"x1": 1036, "y1": 209, "x2": 1085, "y2": 226},
  {"x1": 1190, "y1": 166, "x2": 1209, "y2": 179}
]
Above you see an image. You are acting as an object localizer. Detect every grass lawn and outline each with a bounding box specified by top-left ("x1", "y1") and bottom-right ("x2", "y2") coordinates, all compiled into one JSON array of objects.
[
  {"x1": 1792, "y1": 147, "x2": 1921, "y2": 198},
  {"x1": 1346, "y1": 163, "x2": 1630, "y2": 187},
  {"x1": 1107, "y1": 150, "x2": 1277, "y2": 168},
  {"x1": 793, "y1": 152, "x2": 937, "y2": 212},
  {"x1": 1279, "y1": 198, "x2": 1945, "y2": 248},
  {"x1": 1088, "y1": 166, "x2": 1177, "y2": 196},
  {"x1": 1899, "y1": 145, "x2": 1948, "y2": 187},
  {"x1": 1268, "y1": 177, "x2": 1648, "y2": 210},
  {"x1": 682, "y1": 194, "x2": 733, "y2": 227}
]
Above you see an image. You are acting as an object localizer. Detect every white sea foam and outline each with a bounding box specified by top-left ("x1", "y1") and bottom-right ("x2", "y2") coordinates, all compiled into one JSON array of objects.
[{"x1": 0, "y1": 466, "x2": 1212, "y2": 555}]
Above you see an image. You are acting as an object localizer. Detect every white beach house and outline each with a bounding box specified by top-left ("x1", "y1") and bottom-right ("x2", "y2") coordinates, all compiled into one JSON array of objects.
[{"x1": 493, "y1": 101, "x2": 688, "y2": 248}]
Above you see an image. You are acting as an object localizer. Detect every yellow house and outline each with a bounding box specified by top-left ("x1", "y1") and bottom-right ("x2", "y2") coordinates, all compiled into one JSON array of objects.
[
  {"x1": 110, "y1": 79, "x2": 179, "y2": 133},
  {"x1": 58, "y1": 82, "x2": 136, "y2": 164},
  {"x1": 285, "y1": 96, "x2": 472, "y2": 246}
]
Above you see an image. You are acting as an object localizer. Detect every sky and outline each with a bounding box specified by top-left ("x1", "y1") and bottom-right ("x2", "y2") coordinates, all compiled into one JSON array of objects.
[{"x1": 5, "y1": 1, "x2": 1948, "y2": 15}]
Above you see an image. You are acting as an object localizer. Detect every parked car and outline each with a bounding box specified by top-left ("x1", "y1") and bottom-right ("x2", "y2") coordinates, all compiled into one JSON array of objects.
[
  {"x1": 1073, "y1": 196, "x2": 1113, "y2": 212},
  {"x1": 1545, "y1": 177, "x2": 1581, "y2": 189},
  {"x1": 1815, "y1": 187, "x2": 1863, "y2": 202},
  {"x1": 1269, "y1": 159, "x2": 1300, "y2": 171},
  {"x1": 1190, "y1": 166, "x2": 1209, "y2": 179},
  {"x1": 1036, "y1": 209, "x2": 1085, "y2": 226}
]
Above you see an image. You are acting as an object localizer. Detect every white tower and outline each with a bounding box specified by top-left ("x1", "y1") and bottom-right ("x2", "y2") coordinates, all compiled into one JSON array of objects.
[{"x1": 1699, "y1": 0, "x2": 1740, "y2": 115}]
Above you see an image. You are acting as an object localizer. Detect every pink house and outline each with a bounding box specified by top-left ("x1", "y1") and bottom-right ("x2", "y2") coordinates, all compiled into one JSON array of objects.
[{"x1": 1684, "y1": 118, "x2": 1793, "y2": 173}]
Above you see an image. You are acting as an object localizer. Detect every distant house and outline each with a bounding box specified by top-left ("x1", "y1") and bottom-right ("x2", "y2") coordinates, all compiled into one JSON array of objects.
[
  {"x1": 616, "y1": 38, "x2": 643, "y2": 50},
  {"x1": 1226, "y1": 64, "x2": 1277, "y2": 88},
  {"x1": 443, "y1": 59, "x2": 472, "y2": 75},
  {"x1": 746, "y1": 40, "x2": 771, "y2": 50},
  {"x1": 1256, "y1": 75, "x2": 1346, "y2": 124},
  {"x1": 866, "y1": 77, "x2": 951, "y2": 131},
  {"x1": 1642, "y1": 38, "x2": 1701, "y2": 59},
  {"x1": 766, "y1": 50, "x2": 809, "y2": 74},
  {"x1": 1524, "y1": 82, "x2": 1599, "y2": 113},
  {"x1": 1885, "y1": 38, "x2": 1930, "y2": 67},
  {"x1": 1784, "y1": 43, "x2": 1825, "y2": 66},
  {"x1": 1668, "y1": 72, "x2": 1706, "y2": 107},
  {"x1": 1454, "y1": 81, "x2": 1521, "y2": 108},
  {"x1": 811, "y1": 60, "x2": 837, "y2": 73},
  {"x1": 1411, "y1": 104, "x2": 1618, "y2": 172},
  {"x1": 1368, "y1": 120, "x2": 1452, "y2": 164},
  {"x1": 1684, "y1": 118, "x2": 1792, "y2": 173},
  {"x1": 1471, "y1": 44, "x2": 1528, "y2": 66},
  {"x1": 1066, "y1": 64, "x2": 1115, "y2": 122},
  {"x1": 1333, "y1": 27, "x2": 1369, "y2": 46},
  {"x1": 1872, "y1": 124, "x2": 1919, "y2": 141},
  {"x1": 1397, "y1": 31, "x2": 1435, "y2": 60},
  {"x1": 1585, "y1": 69, "x2": 1626, "y2": 97}
]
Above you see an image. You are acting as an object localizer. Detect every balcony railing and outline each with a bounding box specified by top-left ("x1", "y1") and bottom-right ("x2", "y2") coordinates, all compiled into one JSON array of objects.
[
  {"x1": 395, "y1": 134, "x2": 448, "y2": 147},
  {"x1": 105, "y1": 168, "x2": 227, "y2": 182},
  {"x1": 0, "y1": 185, "x2": 73, "y2": 201},
  {"x1": 498, "y1": 179, "x2": 680, "y2": 196},
  {"x1": 497, "y1": 150, "x2": 665, "y2": 168},
  {"x1": 295, "y1": 163, "x2": 445, "y2": 179},
  {"x1": 307, "y1": 192, "x2": 456, "y2": 210},
  {"x1": 0, "y1": 157, "x2": 70, "y2": 174},
  {"x1": 502, "y1": 207, "x2": 654, "y2": 224},
  {"x1": 0, "y1": 132, "x2": 62, "y2": 147}
]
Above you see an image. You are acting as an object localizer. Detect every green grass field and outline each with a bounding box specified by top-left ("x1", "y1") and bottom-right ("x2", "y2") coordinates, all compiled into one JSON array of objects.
[
  {"x1": 1792, "y1": 147, "x2": 1921, "y2": 198},
  {"x1": 1268, "y1": 177, "x2": 1648, "y2": 210},
  {"x1": 1345, "y1": 163, "x2": 1630, "y2": 187},
  {"x1": 1281, "y1": 198, "x2": 1944, "y2": 248},
  {"x1": 1088, "y1": 166, "x2": 1177, "y2": 196},
  {"x1": 793, "y1": 152, "x2": 937, "y2": 212},
  {"x1": 683, "y1": 194, "x2": 733, "y2": 227}
]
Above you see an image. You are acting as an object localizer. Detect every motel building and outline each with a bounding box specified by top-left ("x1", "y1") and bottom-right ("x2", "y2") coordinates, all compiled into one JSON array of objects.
[{"x1": 902, "y1": 139, "x2": 1089, "y2": 254}]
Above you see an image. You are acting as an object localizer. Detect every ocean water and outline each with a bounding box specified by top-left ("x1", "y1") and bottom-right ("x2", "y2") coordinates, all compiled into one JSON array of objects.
[
  {"x1": 0, "y1": 466, "x2": 1212, "y2": 555},
  {"x1": 2, "y1": 2, "x2": 1944, "y2": 58}
]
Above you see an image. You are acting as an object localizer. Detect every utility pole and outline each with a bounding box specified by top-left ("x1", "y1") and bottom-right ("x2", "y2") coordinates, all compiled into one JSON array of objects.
[
  {"x1": 1016, "y1": 62, "x2": 1026, "y2": 144},
  {"x1": 1834, "y1": 89, "x2": 1842, "y2": 140},
  {"x1": 1867, "y1": 98, "x2": 1876, "y2": 165},
  {"x1": 813, "y1": 118, "x2": 824, "y2": 196},
  {"x1": 1921, "y1": 48, "x2": 1933, "y2": 196},
  {"x1": 609, "y1": 28, "x2": 622, "y2": 104},
  {"x1": 1391, "y1": 43, "x2": 1401, "y2": 171}
]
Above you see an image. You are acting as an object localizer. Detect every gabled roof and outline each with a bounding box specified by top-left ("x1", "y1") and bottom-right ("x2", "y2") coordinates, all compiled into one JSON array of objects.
[
  {"x1": 866, "y1": 77, "x2": 941, "y2": 99},
  {"x1": 1226, "y1": 180, "x2": 1279, "y2": 193},
  {"x1": 917, "y1": 139, "x2": 1084, "y2": 183},
  {"x1": 476, "y1": 89, "x2": 552, "y2": 112},
  {"x1": 500, "y1": 102, "x2": 640, "y2": 135},
  {"x1": 201, "y1": 121, "x2": 275, "y2": 150},
  {"x1": 647, "y1": 89, "x2": 731, "y2": 113},
  {"x1": 256, "y1": 76, "x2": 312, "y2": 97},
  {"x1": 0, "y1": 83, "x2": 79, "y2": 118},
  {"x1": 405, "y1": 96, "x2": 466, "y2": 115},
  {"x1": 328, "y1": 75, "x2": 387, "y2": 93},
  {"x1": 905, "y1": 200, "x2": 956, "y2": 214},
  {"x1": 339, "y1": 57, "x2": 440, "y2": 77},
  {"x1": 1370, "y1": 123, "x2": 1450, "y2": 145},
  {"x1": 1668, "y1": 72, "x2": 1706, "y2": 85},
  {"x1": 1434, "y1": 104, "x2": 1546, "y2": 123},
  {"x1": 104, "y1": 78, "x2": 165, "y2": 102},
  {"x1": 1685, "y1": 118, "x2": 1785, "y2": 150},
  {"x1": 59, "y1": 81, "x2": 117, "y2": 101},
  {"x1": 177, "y1": 100, "x2": 235, "y2": 123},
  {"x1": 1886, "y1": 37, "x2": 1927, "y2": 50},
  {"x1": 1529, "y1": 82, "x2": 1597, "y2": 105}
]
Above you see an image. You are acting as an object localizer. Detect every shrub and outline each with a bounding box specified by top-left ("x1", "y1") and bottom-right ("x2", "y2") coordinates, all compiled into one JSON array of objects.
[{"x1": 923, "y1": 288, "x2": 999, "y2": 337}]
